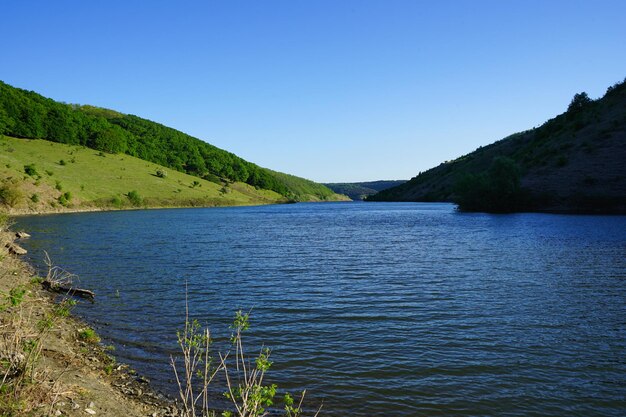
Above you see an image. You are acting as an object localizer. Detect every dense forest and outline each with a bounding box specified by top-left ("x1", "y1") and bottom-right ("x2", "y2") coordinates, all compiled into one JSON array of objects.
[
  {"x1": 368, "y1": 77, "x2": 626, "y2": 213},
  {"x1": 0, "y1": 81, "x2": 337, "y2": 201}
]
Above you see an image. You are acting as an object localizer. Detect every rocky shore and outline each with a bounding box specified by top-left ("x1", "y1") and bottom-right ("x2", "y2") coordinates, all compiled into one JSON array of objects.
[{"x1": 0, "y1": 222, "x2": 179, "y2": 416}]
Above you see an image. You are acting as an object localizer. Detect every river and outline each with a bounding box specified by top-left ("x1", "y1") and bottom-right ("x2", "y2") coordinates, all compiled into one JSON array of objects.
[{"x1": 15, "y1": 202, "x2": 626, "y2": 416}]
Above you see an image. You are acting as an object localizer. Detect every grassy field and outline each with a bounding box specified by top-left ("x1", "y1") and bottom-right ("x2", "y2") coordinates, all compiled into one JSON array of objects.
[{"x1": 0, "y1": 136, "x2": 286, "y2": 213}]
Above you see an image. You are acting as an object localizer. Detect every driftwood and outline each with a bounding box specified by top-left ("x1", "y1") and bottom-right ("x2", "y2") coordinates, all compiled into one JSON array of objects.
[
  {"x1": 5, "y1": 243, "x2": 27, "y2": 255},
  {"x1": 42, "y1": 280, "x2": 95, "y2": 301},
  {"x1": 15, "y1": 231, "x2": 31, "y2": 239},
  {"x1": 40, "y1": 251, "x2": 95, "y2": 301}
]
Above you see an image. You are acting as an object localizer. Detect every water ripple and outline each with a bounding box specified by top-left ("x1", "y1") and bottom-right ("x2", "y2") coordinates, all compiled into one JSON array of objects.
[{"x1": 15, "y1": 203, "x2": 626, "y2": 416}]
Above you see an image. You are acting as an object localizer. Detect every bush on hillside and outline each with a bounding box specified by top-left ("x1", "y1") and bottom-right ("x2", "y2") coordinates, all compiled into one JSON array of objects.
[
  {"x1": 0, "y1": 183, "x2": 23, "y2": 207},
  {"x1": 23, "y1": 164, "x2": 38, "y2": 177},
  {"x1": 126, "y1": 190, "x2": 142, "y2": 207}
]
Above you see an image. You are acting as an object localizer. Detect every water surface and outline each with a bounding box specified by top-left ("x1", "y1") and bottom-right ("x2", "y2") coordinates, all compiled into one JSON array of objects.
[{"x1": 15, "y1": 202, "x2": 626, "y2": 416}]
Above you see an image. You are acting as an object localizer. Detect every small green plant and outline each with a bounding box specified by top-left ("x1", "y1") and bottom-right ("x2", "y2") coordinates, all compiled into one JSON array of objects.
[
  {"x1": 78, "y1": 328, "x2": 100, "y2": 343},
  {"x1": 8, "y1": 286, "x2": 27, "y2": 306},
  {"x1": 103, "y1": 364, "x2": 114, "y2": 375},
  {"x1": 191, "y1": 180, "x2": 201, "y2": 188},
  {"x1": 45, "y1": 169, "x2": 54, "y2": 176},
  {"x1": 58, "y1": 159, "x2": 66, "y2": 166},
  {"x1": 23, "y1": 164, "x2": 38, "y2": 177},
  {"x1": 55, "y1": 180, "x2": 63, "y2": 191},
  {"x1": 156, "y1": 169, "x2": 167, "y2": 178},
  {"x1": 53, "y1": 299, "x2": 76, "y2": 318},
  {"x1": 29, "y1": 276, "x2": 44, "y2": 285},
  {"x1": 30, "y1": 193, "x2": 40, "y2": 203},
  {"x1": 37, "y1": 316, "x2": 55, "y2": 331}
]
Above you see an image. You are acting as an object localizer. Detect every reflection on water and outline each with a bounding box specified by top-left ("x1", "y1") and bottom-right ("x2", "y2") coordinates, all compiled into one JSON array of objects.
[{"x1": 15, "y1": 203, "x2": 626, "y2": 416}]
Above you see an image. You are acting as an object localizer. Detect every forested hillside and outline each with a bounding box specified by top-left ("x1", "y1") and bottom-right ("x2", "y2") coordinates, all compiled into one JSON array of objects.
[
  {"x1": 369, "y1": 78, "x2": 626, "y2": 213},
  {"x1": 324, "y1": 180, "x2": 407, "y2": 200},
  {"x1": 0, "y1": 81, "x2": 343, "y2": 201}
]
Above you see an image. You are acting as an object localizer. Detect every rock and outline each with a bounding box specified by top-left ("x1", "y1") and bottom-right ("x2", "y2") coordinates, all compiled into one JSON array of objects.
[
  {"x1": 135, "y1": 375, "x2": 150, "y2": 384},
  {"x1": 88, "y1": 402, "x2": 95, "y2": 409},
  {"x1": 5, "y1": 243, "x2": 27, "y2": 255},
  {"x1": 15, "y1": 231, "x2": 31, "y2": 239},
  {"x1": 55, "y1": 410, "x2": 62, "y2": 416},
  {"x1": 85, "y1": 408, "x2": 96, "y2": 415}
]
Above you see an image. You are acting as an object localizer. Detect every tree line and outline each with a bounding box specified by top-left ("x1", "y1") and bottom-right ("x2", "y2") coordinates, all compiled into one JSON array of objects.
[{"x1": 0, "y1": 81, "x2": 290, "y2": 196}]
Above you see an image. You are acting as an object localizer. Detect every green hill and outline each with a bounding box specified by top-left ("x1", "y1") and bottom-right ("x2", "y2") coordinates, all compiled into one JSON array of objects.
[
  {"x1": 0, "y1": 81, "x2": 344, "y2": 203},
  {"x1": 323, "y1": 180, "x2": 407, "y2": 200},
  {"x1": 0, "y1": 135, "x2": 288, "y2": 213},
  {"x1": 368, "y1": 77, "x2": 626, "y2": 214}
]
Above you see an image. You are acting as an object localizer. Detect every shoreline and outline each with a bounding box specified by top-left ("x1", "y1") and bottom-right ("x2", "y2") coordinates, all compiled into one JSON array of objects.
[
  {"x1": 0, "y1": 224, "x2": 177, "y2": 416},
  {"x1": 6, "y1": 197, "x2": 352, "y2": 217},
  {"x1": 4, "y1": 200, "x2": 283, "y2": 217}
]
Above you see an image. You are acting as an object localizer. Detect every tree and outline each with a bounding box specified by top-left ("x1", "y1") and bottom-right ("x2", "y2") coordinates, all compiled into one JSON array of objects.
[{"x1": 567, "y1": 92, "x2": 592, "y2": 113}]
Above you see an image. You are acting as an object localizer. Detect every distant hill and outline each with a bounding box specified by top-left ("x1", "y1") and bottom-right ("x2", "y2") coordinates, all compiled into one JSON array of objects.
[
  {"x1": 324, "y1": 180, "x2": 407, "y2": 200},
  {"x1": 369, "y1": 78, "x2": 626, "y2": 214},
  {"x1": 0, "y1": 81, "x2": 345, "y2": 202}
]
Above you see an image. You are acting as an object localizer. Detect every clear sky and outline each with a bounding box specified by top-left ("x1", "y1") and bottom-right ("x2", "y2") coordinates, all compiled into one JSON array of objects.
[{"x1": 2, "y1": 0, "x2": 625, "y2": 182}]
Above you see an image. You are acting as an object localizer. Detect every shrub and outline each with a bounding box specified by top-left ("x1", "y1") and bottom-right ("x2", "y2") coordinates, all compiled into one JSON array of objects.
[
  {"x1": 58, "y1": 192, "x2": 72, "y2": 207},
  {"x1": 110, "y1": 196, "x2": 123, "y2": 208},
  {"x1": 58, "y1": 159, "x2": 66, "y2": 166},
  {"x1": 156, "y1": 169, "x2": 167, "y2": 178},
  {"x1": 171, "y1": 307, "x2": 319, "y2": 417},
  {"x1": 55, "y1": 181, "x2": 62, "y2": 191},
  {"x1": 23, "y1": 164, "x2": 38, "y2": 177},
  {"x1": 126, "y1": 190, "x2": 142, "y2": 206},
  {"x1": 0, "y1": 183, "x2": 23, "y2": 207},
  {"x1": 30, "y1": 193, "x2": 40, "y2": 203}
]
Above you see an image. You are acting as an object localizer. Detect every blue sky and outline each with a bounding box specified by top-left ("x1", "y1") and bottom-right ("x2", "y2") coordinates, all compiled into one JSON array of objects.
[{"x1": 2, "y1": 0, "x2": 625, "y2": 182}]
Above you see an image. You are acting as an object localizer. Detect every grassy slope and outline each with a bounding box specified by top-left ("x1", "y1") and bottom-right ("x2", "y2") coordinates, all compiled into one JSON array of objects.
[
  {"x1": 369, "y1": 78, "x2": 626, "y2": 213},
  {"x1": 0, "y1": 136, "x2": 286, "y2": 213}
]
